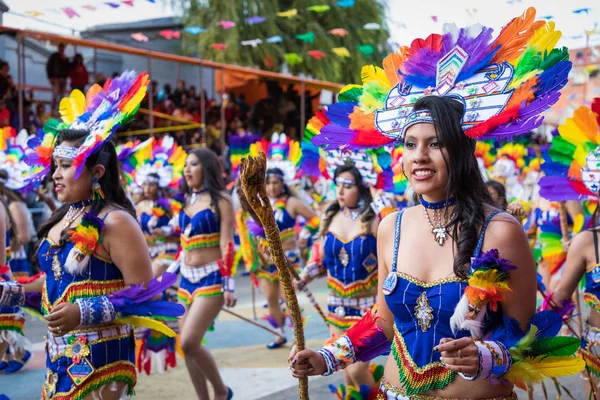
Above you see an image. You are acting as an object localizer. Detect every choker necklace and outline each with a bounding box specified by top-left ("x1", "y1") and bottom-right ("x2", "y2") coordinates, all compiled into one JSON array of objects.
[
  {"x1": 64, "y1": 200, "x2": 92, "y2": 230},
  {"x1": 420, "y1": 196, "x2": 455, "y2": 246},
  {"x1": 190, "y1": 188, "x2": 208, "y2": 205},
  {"x1": 341, "y1": 206, "x2": 360, "y2": 221}
]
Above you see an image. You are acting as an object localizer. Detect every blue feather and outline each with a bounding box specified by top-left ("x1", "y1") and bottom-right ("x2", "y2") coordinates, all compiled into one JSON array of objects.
[
  {"x1": 325, "y1": 102, "x2": 356, "y2": 128},
  {"x1": 533, "y1": 60, "x2": 572, "y2": 97},
  {"x1": 530, "y1": 310, "x2": 562, "y2": 338}
]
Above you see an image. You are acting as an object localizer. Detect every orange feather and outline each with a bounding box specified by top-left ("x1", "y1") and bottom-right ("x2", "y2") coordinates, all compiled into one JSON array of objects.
[
  {"x1": 349, "y1": 108, "x2": 376, "y2": 131},
  {"x1": 506, "y1": 76, "x2": 538, "y2": 109},
  {"x1": 382, "y1": 52, "x2": 407, "y2": 86},
  {"x1": 491, "y1": 7, "x2": 545, "y2": 63},
  {"x1": 85, "y1": 84, "x2": 103, "y2": 109}
]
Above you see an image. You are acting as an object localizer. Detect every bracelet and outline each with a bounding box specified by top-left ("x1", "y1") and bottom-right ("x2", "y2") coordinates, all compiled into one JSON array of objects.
[
  {"x1": 303, "y1": 262, "x2": 324, "y2": 280},
  {"x1": 0, "y1": 281, "x2": 25, "y2": 307},
  {"x1": 76, "y1": 296, "x2": 116, "y2": 326},
  {"x1": 318, "y1": 335, "x2": 356, "y2": 376},
  {"x1": 222, "y1": 277, "x2": 235, "y2": 292},
  {"x1": 459, "y1": 340, "x2": 511, "y2": 381}
]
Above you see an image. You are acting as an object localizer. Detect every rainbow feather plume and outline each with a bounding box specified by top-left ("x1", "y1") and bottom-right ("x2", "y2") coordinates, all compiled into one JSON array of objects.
[
  {"x1": 539, "y1": 221, "x2": 566, "y2": 275},
  {"x1": 0, "y1": 128, "x2": 43, "y2": 191},
  {"x1": 25, "y1": 71, "x2": 149, "y2": 182},
  {"x1": 539, "y1": 98, "x2": 600, "y2": 201},
  {"x1": 310, "y1": 7, "x2": 571, "y2": 150},
  {"x1": 229, "y1": 134, "x2": 262, "y2": 179}
]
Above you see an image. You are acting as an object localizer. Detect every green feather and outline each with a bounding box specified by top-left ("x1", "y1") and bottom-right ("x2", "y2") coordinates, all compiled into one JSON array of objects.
[
  {"x1": 539, "y1": 47, "x2": 569, "y2": 71},
  {"x1": 339, "y1": 87, "x2": 363, "y2": 103},
  {"x1": 373, "y1": 364, "x2": 384, "y2": 382},
  {"x1": 514, "y1": 47, "x2": 542, "y2": 80},
  {"x1": 548, "y1": 136, "x2": 576, "y2": 165},
  {"x1": 530, "y1": 337, "x2": 581, "y2": 358}
]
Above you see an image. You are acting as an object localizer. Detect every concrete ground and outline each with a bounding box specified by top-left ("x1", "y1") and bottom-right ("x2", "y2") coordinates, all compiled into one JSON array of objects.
[{"x1": 0, "y1": 273, "x2": 589, "y2": 399}]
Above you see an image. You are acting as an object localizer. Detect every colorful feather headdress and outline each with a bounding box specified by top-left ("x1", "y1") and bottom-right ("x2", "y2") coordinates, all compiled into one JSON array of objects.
[
  {"x1": 0, "y1": 128, "x2": 43, "y2": 191},
  {"x1": 229, "y1": 134, "x2": 263, "y2": 180},
  {"x1": 303, "y1": 111, "x2": 394, "y2": 190},
  {"x1": 492, "y1": 142, "x2": 527, "y2": 179},
  {"x1": 539, "y1": 98, "x2": 600, "y2": 201},
  {"x1": 25, "y1": 70, "x2": 149, "y2": 183},
  {"x1": 311, "y1": 7, "x2": 571, "y2": 150},
  {"x1": 121, "y1": 136, "x2": 186, "y2": 189},
  {"x1": 266, "y1": 132, "x2": 301, "y2": 183}
]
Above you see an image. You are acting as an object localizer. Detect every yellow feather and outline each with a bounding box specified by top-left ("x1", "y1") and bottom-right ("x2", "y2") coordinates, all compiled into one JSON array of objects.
[
  {"x1": 507, "y1": 71, "x2": 540, "y2": 89},
  {"x1": 573, "y1": 213, "x2": 585, "y2": 234},
  {"x1": 360, "y1": 65, "x2": 391, "y2": 91},
  {"x1": 358, "y1": 91, "x2": 384, "y2": 114},
  {"x1": 59, "y1": 89, "x2": 86, "y2": 124},
  {"x1": 506, "y1": 356, "x2": 586, "y2": 384},
  {"x1": 118, "y1": 316, "x2": 177, "y2": 337},
  {"x1": 559, "y1": 115, "x2": 593, "y2": 148},
  {"x1": 528, "y1": 21, "x2": 561, "y2": 53},
  {"x1": 469, "y1": 270, "x2": 511, "y2": 291}
]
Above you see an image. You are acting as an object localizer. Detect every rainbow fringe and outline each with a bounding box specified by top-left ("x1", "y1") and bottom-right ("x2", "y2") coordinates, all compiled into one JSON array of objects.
[
  {"x1": 42, "y1": 280, "x2": 126, "y2": 314},
  {"x1": 327, "y1": 312, "x2": 363, "y2": 331},
  {"x1": 581, "y1": 348, "x2": 600, "y2": 379},
  {"x1": 177, "y1": 285, "x2": 222, "y2": 306},
  {"x1": 539, "y1": 222, "x2": 566, "y2": 276},
  {"x1": 180, "y1": 232, "x2": 220, "y2": 251},
  {"x1": 0, "y1": 313, "x2": 25, "y2": 336},
  {"x1": 327, "y1": 273, "x2": 377, "y2": 298}
]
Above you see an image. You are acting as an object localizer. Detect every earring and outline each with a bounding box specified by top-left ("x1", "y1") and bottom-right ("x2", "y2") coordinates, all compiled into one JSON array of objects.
[{"x1": 92, "y1": 176, "x2": 105, "y2": 200}]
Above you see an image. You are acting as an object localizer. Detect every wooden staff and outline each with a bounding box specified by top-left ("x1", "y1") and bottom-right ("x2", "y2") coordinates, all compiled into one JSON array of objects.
[
  {"x1": 289, "y1": 267, "x2": 330, "y2": 328},
  {"x1": 240, "y1": 152, "x2": 309, "y2": 400},
  {"x1": 221, "y1": 307, "x2": 284, "y2": 339}
]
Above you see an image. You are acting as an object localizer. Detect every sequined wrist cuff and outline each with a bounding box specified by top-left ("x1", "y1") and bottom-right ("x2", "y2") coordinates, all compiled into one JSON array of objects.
[
  {"x1": 319, "y1": 335, "x2": 356, "y2": 376},
  {"x1": 222, "y1": 277, "x2": 235, "y2": 292},
  {"x1": 0, "y1": 281, "x2": 25, "y2": 307},
  {"x1": 76, "y1": 296, "x2": 116, "y2": 326}
]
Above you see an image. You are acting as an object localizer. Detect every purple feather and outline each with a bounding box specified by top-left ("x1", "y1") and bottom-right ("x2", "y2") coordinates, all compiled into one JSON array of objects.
[
  {"x1": 539, "y1": 177, "x2": 585, "y2": 201},
  {"x1": 484, "y1": 116, "x2": 544, "y2": 139},
  {"x1": 325, "y1": 102, "x2": 356, "y2": 128},
  {"x1": 247, "y1": 219, "x2": 265, "y2": 237},
  {"x1": 443, "y1": 26, "x2": 495, "y2": 75},
  {"x1": 355, "y1": 330, "x2": 390, "y2": 362},
  {"x1": 471, "y1": 249, "x2": 517, "y2": 273},
  {"x1": 401, "y1": 48, "x2": 443, "y2": 87},
  {"x1": 108, "y1": 272, "x2": 178, "y2": 308},
  {"x1": 156, "y1": 197, "x2": 170, "y2": 210},
  {"x1": 311, "y1": 124, "x2": 355, "y2": 150}
]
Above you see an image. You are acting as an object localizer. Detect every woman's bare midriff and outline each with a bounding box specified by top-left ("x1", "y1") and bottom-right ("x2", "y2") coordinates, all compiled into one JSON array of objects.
[
  {"x1": 589, "y1": 307, "x2": 600, "y2": 328},
  {"x1": 185, "y1": 245, "x2": 221, "y2": 267},
  {"x1": 383, "y1": 354, "x2": 514, "y2": 398}
]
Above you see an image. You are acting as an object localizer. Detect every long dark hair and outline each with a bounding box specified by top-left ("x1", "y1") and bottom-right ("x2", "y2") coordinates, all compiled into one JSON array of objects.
[
  {"x1": 37, "y1": 129, "x2": 135, "y2": 248},
  {"x1": 265, "y1": 167, "x2": 293, "y2": 197},
  {"x1": 486, "y1": 180, "x2": 508, "y2": 211},
  {"x1": 320, "y1": 164, "x2": 375, "y2": 236},
  {"x1": 181, "y1": 148, "x2": 226, "y2": 222},
  {"x1": 412, "y1": 96, "x2": 494, "y2": 278}
]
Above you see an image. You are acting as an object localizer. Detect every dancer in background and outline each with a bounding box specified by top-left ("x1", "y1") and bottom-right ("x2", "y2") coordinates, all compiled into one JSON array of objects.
[
  {"x1": 252, "y1": 133, "x2": 319, "y2": 349},
  {"x1": 539, "y1": 99, "x2": 600, "y2": 396},
  {"x1": 177, "y1": 147, "x2": 235, "y2": 400}
]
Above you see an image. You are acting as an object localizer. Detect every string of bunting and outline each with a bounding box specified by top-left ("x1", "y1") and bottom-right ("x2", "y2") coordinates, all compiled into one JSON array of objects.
[{"x1": 24, "y1": 0, "x2": 156, "y2": 19}]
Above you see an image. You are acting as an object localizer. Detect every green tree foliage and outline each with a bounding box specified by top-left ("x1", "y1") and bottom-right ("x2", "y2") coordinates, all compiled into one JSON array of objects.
[{"x1": 180, "y1": 0, "x2": 389, "y2": 84}]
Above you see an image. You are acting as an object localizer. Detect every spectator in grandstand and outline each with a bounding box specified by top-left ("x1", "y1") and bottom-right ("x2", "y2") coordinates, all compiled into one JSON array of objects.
[
  {"x1": 68, "y1": 53, "x2": 89, "y2": 92},
  {"x1": 0, "y1": 61, "x2": 10, "y2": 101},
  {"x1": 46, "y1": 43, "x2": 70, "y2": 111},
  {"x1": 0, "y1": 100, "x2": 9, "y2": 128},
  {"x1": 35, "y1": 103, "x2": 51, "y2": 128}
]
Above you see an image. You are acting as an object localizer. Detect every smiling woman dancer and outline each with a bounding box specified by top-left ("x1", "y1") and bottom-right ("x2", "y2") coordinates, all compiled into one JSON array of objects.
[
  {"x1": 0, "y1": 71, "x2": 184, "y2": 399},
  {"x1": 290, "y1": 8, "x2": 584, "y2": 399},
  {"x1": 177, "y1": 147, "x2": 236, "y2": 400}
]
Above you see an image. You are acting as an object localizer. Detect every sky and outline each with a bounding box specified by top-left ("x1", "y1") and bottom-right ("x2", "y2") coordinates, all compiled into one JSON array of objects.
[{"x1": 2, "y1": 0, "x2": 600, "y2": 51}]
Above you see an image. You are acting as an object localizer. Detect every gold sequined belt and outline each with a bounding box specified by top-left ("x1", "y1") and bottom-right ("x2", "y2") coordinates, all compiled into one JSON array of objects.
[{"x1": 376, "y1": 377, "x2": 517, "y2": 400}]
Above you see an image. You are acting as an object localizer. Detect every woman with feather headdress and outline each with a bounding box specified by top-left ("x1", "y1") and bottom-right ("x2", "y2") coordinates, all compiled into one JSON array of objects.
[
  {"x1": 539, "y1": 98, "x2": 600, "y2": 395},
  {"x1": 0, "y1": 72, "x2": 184, "y2": 399},
  {"x1": 290, "y1": 8, "x2": 585, "y2": 398}
]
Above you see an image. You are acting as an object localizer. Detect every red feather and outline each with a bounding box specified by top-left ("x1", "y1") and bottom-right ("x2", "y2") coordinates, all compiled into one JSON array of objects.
[
  {"x1": 345, "y1": 305, "x2": 384, "y2": 348},
  {"x1": 17, "y1": 271, "x2": 45, "y2": 284},
  {"x1": 410, "y1": 33, "x2": 443, "y2": 54},
  {"x1": 464, "y1": 106, "x2": 520, "y2": 139},
  {"x1": 350, "y1": 128, "x2": 393, "y2": 147},
  {"x1": 592, "y1": 97, "x2": 600, "y2": 126}
]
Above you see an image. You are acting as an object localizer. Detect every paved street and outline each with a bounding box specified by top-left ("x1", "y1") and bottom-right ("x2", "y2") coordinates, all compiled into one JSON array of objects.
[{"x1": 0, "y1": 273, "x2": 589, "y2": 399}]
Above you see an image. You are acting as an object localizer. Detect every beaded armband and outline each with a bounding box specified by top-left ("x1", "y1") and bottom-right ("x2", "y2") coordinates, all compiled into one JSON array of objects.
[
  {"x1": 459, "y1": 340, "x2": 512, "y2": 382},
  {"x1": 76, "y1": 296, "x2": 116, "y2": 326},
  {"x1": 318, "y1": 335, "x2": 356, "y2": 376},
  {"x1": 222, "y1": 277, "x2": 235, "y2": 293},
  {"x1": 303, "y1": 262, "x2": 326, "y2": 280},
  {"x1": 0, "y1": 281, "x2": 25, "y2": 307},
  {"x1": 370, "y1": 195, "x2": 395, "y2": 220},
  {"x1": 299, "y1": 216, "x2": 320, "y2": 240}
]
